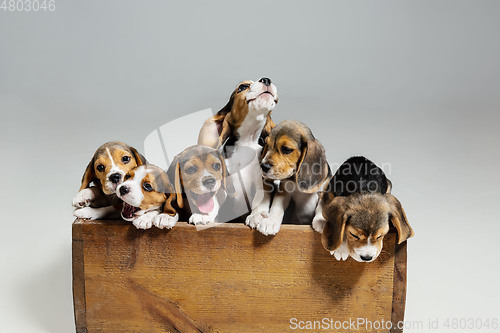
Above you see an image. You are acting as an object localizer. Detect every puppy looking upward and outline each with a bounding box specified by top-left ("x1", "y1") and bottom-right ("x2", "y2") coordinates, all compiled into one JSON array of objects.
[
  {"x1": 197, "y1": 78, "x2": 278, "y2": 219},
  {"x1": 73, "y1": 141, "x2": 146, "y2": 220},
  {"x1": 247, "y1": 120, "x2": 331, "y2": 235}
]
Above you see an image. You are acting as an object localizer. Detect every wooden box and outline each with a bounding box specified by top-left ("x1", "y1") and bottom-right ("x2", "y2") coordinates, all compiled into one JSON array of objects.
[{"x1": 72, "y1": 219, "x2": 407, "y2": 332}]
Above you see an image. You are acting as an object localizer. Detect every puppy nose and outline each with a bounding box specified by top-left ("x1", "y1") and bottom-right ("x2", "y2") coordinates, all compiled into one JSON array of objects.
[
  {"x1": 119, "y1": 186, "x2": 129, "y2": 196},
  {"x1": 202, "y1": 177, "x2": 216, "y2": 189},
  {"x1": 261, "y1": 162, "x2": 272, "y2": 173},
  {"x1": 360, "y1": 255, "x2": 373, "y2": 262},
  {"x1": 109, "y1": 173, "x2": 121, "y2": 184},
  {"x1": 259, "y1": 77, "x2": 271, "y2": 86}
]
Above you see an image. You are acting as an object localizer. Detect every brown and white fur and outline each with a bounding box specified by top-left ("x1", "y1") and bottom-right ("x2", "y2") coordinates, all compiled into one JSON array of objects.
[
  {"x1": 319, "y1": 156, "x2": 414, "y2": 262},
  {"x1": 197, "y1": 78, "x2": 278, "y2": 219},
  {"x1": 167, "y1": 145, "x2": 235, "y2": 225},
  {"x1": 73, "y1": 141, "x2": 146, "y2": 220},
  {"x1": 247, "y1": 120, "x2": 331, "y2": 235},
  {"x1": 116, "y1": 164, "x2": 178, "y2": 229}
]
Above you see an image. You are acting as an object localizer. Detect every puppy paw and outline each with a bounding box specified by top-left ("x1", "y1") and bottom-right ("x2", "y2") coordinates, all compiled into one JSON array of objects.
[
  {"x1": 245, "y1": 210, "x2": 269, "y2": 229},
  {"x1": 133, "y1": 214, "x2": 154, "y2": 230},
  {"x1": 331, "y1": 247, "x2": 350, "y2": 261},
  {"x1": 189, "y1": 213, "x2": 213, "y2": 225},
  {"x1": 256, "y1": 216, "x2": 281, "y2": 236},
  {"x1": 72, "y1": 189, "x2": 96, "y2": 208},
  {"x1": 312, "y1": 216, "x2": 327, "y2": 233},
  {"x1": 154, "y1": 213, "x2": 178, "y2": 229},
  {"x1": 73, "y1": 207, "x2": 100, "y2": 220}
]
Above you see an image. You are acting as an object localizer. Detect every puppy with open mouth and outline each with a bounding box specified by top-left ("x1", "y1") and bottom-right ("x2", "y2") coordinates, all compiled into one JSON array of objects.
[
  {"x1": 167, "y1": 145, "x2": 235, "y2": 225},
  {"x1": 116, "y1": 164, "x2": 178, "y2": 230}
]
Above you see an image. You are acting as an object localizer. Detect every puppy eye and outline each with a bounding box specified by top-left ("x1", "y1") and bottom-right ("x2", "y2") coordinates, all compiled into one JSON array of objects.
[
  {"x1": 185, "y1": 166, "x2": 198, "y2": 174},
  {"x1": 122, "y1": 156, "x2": 131, "y2": 164},
  {"x1": 349, "y1": 232, "x2": 360, "y2": 240},
  {"x1": 212, "y1": 163, "x2": 221, "y2": 171},
  {"x1": 124, "y1": 174, "x2": 131, "y2": 180},
  {"x1": 237, "y1": 84, "x2": 250, "y2": 93},
  {"x1": 96, "y1": 164, "x2": 105, "y2": 172},
  {"x1": 142, "y1": 183, "x2": 153, "y2": 192},
  {"x1": 281, "y1": 146, "x2": 293, "y2": 154},
  {"x1": 376, "y1": 234, "x2": 385, "y2": 240}
]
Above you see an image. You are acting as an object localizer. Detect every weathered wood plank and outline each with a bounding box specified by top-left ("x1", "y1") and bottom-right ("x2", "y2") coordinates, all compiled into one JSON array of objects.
[{"x1": 73, "y1": 220, "x2": 405, "y2": 332}]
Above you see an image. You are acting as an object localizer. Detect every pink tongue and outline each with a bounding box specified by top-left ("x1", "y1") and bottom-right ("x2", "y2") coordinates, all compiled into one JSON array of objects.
[{"x1": 195, "y1": 193, "x2": 215, "y2": 214}]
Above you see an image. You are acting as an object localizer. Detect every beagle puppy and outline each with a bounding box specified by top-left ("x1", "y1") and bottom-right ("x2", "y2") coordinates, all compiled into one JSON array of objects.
[
  {"x1": 73, "y1": 141, "x2": 146, "y2": 220},
  {"x1": 317, "y1": 156, "x2": 414, "y2": 262},
  {"x1": 247, "y1": 120, "x2": 331, "y2": 235},
  {"x1": 197, "y1": 78, "x2": 278, "y2": 219},
  {"x1": 167, "y1": 145, "x2": 235, "y2": 225},
  {"x1": 116, "y1": 164, "x2": 178, "y2": 229}
]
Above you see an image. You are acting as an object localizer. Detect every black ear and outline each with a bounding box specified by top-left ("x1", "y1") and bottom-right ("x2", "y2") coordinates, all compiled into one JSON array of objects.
[
  {"x1": 217, "y1": 150, "x2": 236, "y2": 197},
  {"x1": 386, "y1": 194, "x2": 414, "y2": 244},
  {"x1": 296, "y1": 139, "x2": 331, "y2": 193},
  {"x1": 130, "y1": 146, "x2": 147, "y2": 165},
  {"x1": 79, "y1": 158, "x2": 96, "y2": 191},
  {"x1": 321, "y1": 196, "x2": 348, "y2": 251}
]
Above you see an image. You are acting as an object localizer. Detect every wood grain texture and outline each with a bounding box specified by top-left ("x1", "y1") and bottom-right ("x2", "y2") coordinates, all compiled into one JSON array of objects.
[
  {"x1": 391, "y1": 241, "x2": 408, "y2": 333},
  {"x1": 73, "y1": 220, "x2": 406, "y2": 332}
]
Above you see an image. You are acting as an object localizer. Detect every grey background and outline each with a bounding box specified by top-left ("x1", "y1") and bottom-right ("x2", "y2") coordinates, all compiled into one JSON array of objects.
[{"x1": 1, "y1": 1, "x2": 499, "y2": 332}]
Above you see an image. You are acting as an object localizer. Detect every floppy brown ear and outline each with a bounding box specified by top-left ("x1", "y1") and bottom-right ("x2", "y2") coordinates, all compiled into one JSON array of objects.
[
  {"x1": 296, "y1": 139, "x2": 330, "y2": 193},
  {"x1": 79, "y1": 158, "x2": 96, "y2": 191},
  {"x1": 260, "y1": 136, "x2": 270, "y2": 162},
  {"x1": 386, "y1": 194, "x2": 414, "y2": 244},
  {"x1": 173, "y1": 162, "x2": 184, "y2": 209},
  {"x1": 130, "y1": 146, "x2": 147, "y2": 165},
  {"x1": 163, "y1": 187, "x2": 177, "y2": 216},
  {"x1": 166, "y1": 156, "x2": 185, "y2": 209},
  {"x1": 261, "y1": 114, "x2": 275, "y2": 139},
  {"x1": 217, "y1": 150, "x2": 236, "y2": 197},
  {"x1": 321, "y1": 197, "x2": 348, "y2": 251}
]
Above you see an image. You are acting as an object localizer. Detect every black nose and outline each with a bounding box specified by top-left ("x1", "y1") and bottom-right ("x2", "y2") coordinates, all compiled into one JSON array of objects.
[
  {"x1": 259, "y1": 77, "x2": 271, "y2": 86},
  {"x1": 360, "y1": 255, "x2": 373, "y2": 262},
  {"x1": 202, "y1": 178, "x2": 216, "y2": 189},
  {"x1": 119, "y1": 186, "x2": 129, "y2": 196},
  {"x1": 261, "y1": 162, "x2": 272, "y2": 173},
  {"x1": 109, "y1": 173, "x2": 121, "y2": 184}
]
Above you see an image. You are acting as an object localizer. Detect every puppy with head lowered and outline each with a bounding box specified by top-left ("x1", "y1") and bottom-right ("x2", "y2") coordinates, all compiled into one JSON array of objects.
[
  {"x1": 73, "y1": 141, "x2": 146, "y2": 220},
  {"x1": 116, "y1": 164, "x2": 178, "y2": 229},
  {"x1": 247, "y1": 120, "x2": 331, "y2": 235},
  {"x1": 197, "y1": 78, "x2": 278, "y2": 220},
  {"x1": 316, "y1": 156, "x2": 414, "y2": 262},
  {"x1": 167, "y1": 145, "x2": 235, "y2": 225}
]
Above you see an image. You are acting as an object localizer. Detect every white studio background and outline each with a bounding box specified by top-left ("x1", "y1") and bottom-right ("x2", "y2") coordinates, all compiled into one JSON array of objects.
[{"x1": 1, "y1": 1, "x2": 499, "y2": 332}]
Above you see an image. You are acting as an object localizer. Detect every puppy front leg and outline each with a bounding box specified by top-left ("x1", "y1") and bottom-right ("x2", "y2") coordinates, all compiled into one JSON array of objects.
[
  {"x1": 312, "y1": 199, "x2": 327, "y2": 233},
  {"x1": 245, "y1": 180, "x2": 274, "y2": 229},
  {"x1": 133, "y1": 211, "x2": 159, "y2": 230},
  {"x1": 73, "y1": 206, "x2": 117, "y2": 220},
  {"x1": 72, "y1": 187, "x2": 109, "y2": 208},
  {"x1": 154, "y1": 213, "x2": 179, "y2": 229},
  {"x1": 256, "y1": 187, "x2": 291, "y2": 236}
]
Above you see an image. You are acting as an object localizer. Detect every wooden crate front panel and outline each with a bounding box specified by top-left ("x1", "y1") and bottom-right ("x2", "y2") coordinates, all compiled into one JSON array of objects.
[{"x1": 73, "y1": 220, "x2": 405, "y2": 333}]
